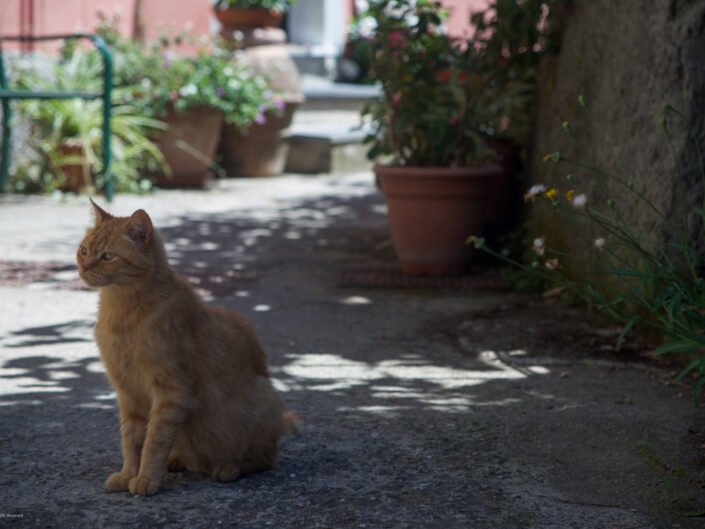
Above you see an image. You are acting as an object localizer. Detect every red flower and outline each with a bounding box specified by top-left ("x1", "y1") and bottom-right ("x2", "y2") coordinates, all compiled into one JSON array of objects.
[
  {"x1": 437, "y1": 69, "x2": 451, "y2": 82},
  {"x1": 389, "y1": 30, "x2": 405, "y2": 48},
  {"x1": 393, "y1": 92, "x2": 402, "y2": 108}
]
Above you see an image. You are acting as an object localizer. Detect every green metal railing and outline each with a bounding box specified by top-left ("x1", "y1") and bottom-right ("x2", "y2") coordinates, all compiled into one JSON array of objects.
[{"x1": 0, "y1": 33, "x2": 114, "y2": 201}]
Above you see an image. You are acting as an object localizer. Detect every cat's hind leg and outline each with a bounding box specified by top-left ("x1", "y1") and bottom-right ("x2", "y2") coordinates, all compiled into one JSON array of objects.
[
  {"x1": 167, "y1": 452, "x2": 186, "y2": 472},
  {"x1": 210, "y1": 462, "x2": 241, "y2": 482}
]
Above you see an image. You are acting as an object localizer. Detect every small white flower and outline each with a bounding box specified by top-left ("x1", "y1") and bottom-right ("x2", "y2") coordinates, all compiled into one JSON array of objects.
[
  {"x1": 223, "y1": 66, "x2": 234, "y2": 77},
  {"x1": 179, "y1": 84, "x2": 198, "y2": 97},
  {"x1": 593, "y1": 237, "x2": 606, "y2": 249},
  {"x1": 140, "y1": 78, "x2": 152, "y2": 88},
  {"x1": 532, "y1": 237, "x2": 546, "y2": 256},
  {"x1": 545, "y1": 258, "x2": 560, "y2": 271},
  {"x1": 572, "y1": 193, "x2": 588, "y2": 208},
  {"x1": 184, "y1": 20, "x2": 194, "y2": 31},
  {"x1": 524, "y1": 184, "x2": 547, "y2": 202},
  {"x1": 227, "y1": 78, "x2": 241, "y2": 90}
]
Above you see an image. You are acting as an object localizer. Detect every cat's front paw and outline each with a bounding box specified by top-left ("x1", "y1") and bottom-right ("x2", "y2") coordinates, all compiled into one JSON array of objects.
[
  {"x1": 105, "y1": 471, "x2": 134, "y2": 492},
  {"x1": 128, "y1": 475, "x2": 161, "y2": 496}
]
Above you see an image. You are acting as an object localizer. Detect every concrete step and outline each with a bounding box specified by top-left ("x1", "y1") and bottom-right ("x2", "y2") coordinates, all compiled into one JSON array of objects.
[
  {"x1": 299, "y1": 74, "x2": 380, "y2": 112},
  {"x1": 285, "y1": 124, "x2": 373, "y2": 174},
  {"x1": 285, "y1": 76, "x2": 379, "y2": 174}
]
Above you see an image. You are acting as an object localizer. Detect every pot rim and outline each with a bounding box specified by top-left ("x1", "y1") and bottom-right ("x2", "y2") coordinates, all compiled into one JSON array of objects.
[{"x1": 374, "y1": 163, "x2": 504, "y2": 178}]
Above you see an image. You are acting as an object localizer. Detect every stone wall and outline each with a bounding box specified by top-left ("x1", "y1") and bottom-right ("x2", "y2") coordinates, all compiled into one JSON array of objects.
[{"x1": 529, "y1": 0, "x2": 705, "y2": 255}]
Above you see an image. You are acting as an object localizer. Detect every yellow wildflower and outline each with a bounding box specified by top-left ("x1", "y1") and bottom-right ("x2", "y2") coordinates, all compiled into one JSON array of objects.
[
  {"x1": 545, "y1": 188, "x2": 559, "y2": 201},
  {"x1": 566, "y1": 189, "x2": 575, "y2": 203}
]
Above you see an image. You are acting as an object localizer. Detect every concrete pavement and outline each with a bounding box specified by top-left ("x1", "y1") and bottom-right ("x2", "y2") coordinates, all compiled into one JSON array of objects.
[{"x1": 0, "y1": 172, "x2": 703, "y2": 528}]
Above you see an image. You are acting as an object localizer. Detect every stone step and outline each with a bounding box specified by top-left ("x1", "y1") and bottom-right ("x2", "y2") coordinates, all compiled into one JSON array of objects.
[
  {"x1": 284, "y1": 76, "x2": 378, "y2": 174},
  {"x1": 299, "y1": 74, "x2": 380, "y2": 112},
  {"x1": 285, "y1": 124, "x2": 373, "y2": 174}
]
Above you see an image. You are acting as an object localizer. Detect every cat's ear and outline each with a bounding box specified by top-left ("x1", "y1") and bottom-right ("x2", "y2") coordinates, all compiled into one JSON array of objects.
[
  {"x1": 90, "y1": 197, "x2": 113, "y2": 225},
  {"x1": 125, "y1": 209, "x2": 153, "y2": 247}
]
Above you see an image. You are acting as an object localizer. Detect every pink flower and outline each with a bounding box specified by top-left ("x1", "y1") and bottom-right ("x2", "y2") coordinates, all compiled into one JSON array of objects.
[
  {"x1": 255, "y1": 114, "x2": 266, "y2": 125},
  {"x1": 393, "y1": 92, "x2": 402, "y2": 108},
  {"x1": 389, "y1": 30, "x2": 405, "y2": 48}
]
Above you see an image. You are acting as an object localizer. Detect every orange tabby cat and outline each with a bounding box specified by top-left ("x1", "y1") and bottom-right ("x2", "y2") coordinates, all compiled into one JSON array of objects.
[{"x1": 77, "y1": 200, "x2": 295, "y2": 496}]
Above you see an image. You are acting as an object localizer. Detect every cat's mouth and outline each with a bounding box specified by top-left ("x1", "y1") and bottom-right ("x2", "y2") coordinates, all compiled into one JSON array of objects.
[{"x1": 79, "y1": 269, "x2": 112, "y2": 288}]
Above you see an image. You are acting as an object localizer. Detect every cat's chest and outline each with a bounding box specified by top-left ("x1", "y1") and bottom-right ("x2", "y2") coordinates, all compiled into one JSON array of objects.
[{"x1": 95, "y1": 309, "x2": 161, "y2": 386}]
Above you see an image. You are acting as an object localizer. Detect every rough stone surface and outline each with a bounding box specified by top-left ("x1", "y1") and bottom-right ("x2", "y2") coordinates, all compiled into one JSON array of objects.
[
  {"x1": 0, "y1": 174, "x2": 703, "y2": 528},
  {"x1": 530, "y1": 0, "x2": 705, "y2": 249}
]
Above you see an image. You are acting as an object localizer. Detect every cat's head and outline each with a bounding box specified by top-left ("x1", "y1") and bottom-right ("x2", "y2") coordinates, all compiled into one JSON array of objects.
[{"x1": 77, "y1": 199, "x2": 158, "y2": 288}]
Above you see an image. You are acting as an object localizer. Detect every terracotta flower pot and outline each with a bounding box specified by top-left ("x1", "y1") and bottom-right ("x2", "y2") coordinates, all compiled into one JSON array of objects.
[
  {"x1": 153, "y1": 106, "x2": 224, "y2": 188},
  {"x1": 375, "y1": 164, "x2": 503, "y2": 276},
  {"x1": 57, "y1": 140, "x2": 92, "y2": 193},
  {"x1": 214, "y1": 8, "x2": 283, "y2": 30},
  {"x1": 220, "y1": 103, "x2": 297, "y2": 177}
]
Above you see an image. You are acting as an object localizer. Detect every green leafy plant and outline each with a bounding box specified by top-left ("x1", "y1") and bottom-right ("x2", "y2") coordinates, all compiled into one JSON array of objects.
[
  {"x1": 361, "y1": 0, "x2": 494, "y2": 167},
  {"x1": 142, "y1": 45, "x2": 284, "y2": 129},
  {"x1": 214, "y1": 0, "x2": 295, "y2": 12},
  {"x1": 471, "y1": 97, "x2": 705, "y2": 401},
  {"x1": 94, "y1": 14, "x2": 284, "y2": 130},
  {"x1": 13, "y1": 50, "x2": 166, "y2": 194},
  {"x1": 470, "y1": 0, "x2": 567, "y2": 142}
]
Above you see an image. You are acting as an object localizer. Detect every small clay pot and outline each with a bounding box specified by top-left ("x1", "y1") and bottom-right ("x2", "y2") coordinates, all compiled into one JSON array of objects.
[{"x1": 214, "y1": 8, "x2": 284, "y2": 30}]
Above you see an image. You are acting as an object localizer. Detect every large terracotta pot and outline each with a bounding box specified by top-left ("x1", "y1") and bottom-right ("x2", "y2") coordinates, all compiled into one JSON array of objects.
[
  {"x1": 220, "y1": 103, "x2": 297, "y2": 177},
  {"x1": 214, "y1": 8, "x2": 283, "y2": 30},
  {"x1": 153, "y1": 107, "x2": 223, "y2": 188},
  {"x1": 375, "y1": 164, "x2": 502, "y2": 276}
]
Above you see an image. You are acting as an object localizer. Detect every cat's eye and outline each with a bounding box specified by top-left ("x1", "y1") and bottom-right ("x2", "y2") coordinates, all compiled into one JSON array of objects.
[
  {"x1": 79, "y1": 246, "x2": 87, "y2": 256},
  {"x1": 102, "y1": 252, "x2": 115, "y2": 261}
]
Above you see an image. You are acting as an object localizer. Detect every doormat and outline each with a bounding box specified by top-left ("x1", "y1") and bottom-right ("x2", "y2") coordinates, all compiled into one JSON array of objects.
[{"x1": 339, "y1": 266, "x2": 508, "y2": 290}]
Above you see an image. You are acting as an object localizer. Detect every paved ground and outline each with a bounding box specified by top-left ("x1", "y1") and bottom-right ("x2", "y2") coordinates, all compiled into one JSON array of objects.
[{"x1": 0, "y1": 173, "x2": 703, "y2": 528}]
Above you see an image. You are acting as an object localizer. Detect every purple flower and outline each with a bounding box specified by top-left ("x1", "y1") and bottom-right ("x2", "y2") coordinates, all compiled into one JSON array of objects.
[
  {"x1": 216, "y1": 87, "x2": 225, "y2": 97},
  {"x1": 275, "y1": 99, "x2": 286, "y2": 111},
  {"x1": 255, "y1": 114, "x2": 266, "y2": 125}
]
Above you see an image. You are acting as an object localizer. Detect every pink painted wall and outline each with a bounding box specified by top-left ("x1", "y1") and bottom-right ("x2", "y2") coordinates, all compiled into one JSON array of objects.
[
  {"x1": 0, "y1": 0, "x2": 211, "y2": 52},
  {"x1": 441, "y1": 0, "x2": 490, "y2": 39},
  {"x1": 0, "y1": 0, "x2": 477, "y2": 52}
]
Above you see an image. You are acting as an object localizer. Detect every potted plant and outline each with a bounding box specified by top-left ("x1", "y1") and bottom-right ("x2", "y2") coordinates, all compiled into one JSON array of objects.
[
  {"x1": 213, "y1": 0, "x2": 294, "y2": 31},
  {"x1": 362, "y1": 0, "x2": 503, "y2": 276},
  {"x1": 15, "y1": 49, "x2": 166, "y2": 194},
  {"x1": 125, "y1": 36, "x2": 281, "y2": 186}
]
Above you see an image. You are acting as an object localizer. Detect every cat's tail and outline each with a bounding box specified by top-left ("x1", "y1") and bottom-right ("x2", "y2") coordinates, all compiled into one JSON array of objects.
[{"x1": 282, "y1": 410, "x2": 301, "y2": 435}]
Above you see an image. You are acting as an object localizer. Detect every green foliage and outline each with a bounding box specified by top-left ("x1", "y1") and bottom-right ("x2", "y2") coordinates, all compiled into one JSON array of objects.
[
  {"x1": 11, "y1": 12, "x2": 283, "y2": 195},
  {"x1": 474, "y1": 99, "x2": 705, "y2": 402},
  {"x1": 94, "y1": 14, "x2": 282, "y2": 129},
  {"x1": 142, "y1": 47, "x2": 282, "y2": 129},
  {"x1": 13, "y1": 51, "x2": 166, "y2": 194},
  {"x1": 360, "y1": 0, "x2": 567, "y2": 166},
  {"x1": 361, "y1": 0, "x2": 494, "y2": 167},
  {"x1": 470, "y1": 0, "x2": 566, "y2": 141},
  {"x1": 214, "y1": 0, "x2": 295, "y2": 12}
]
